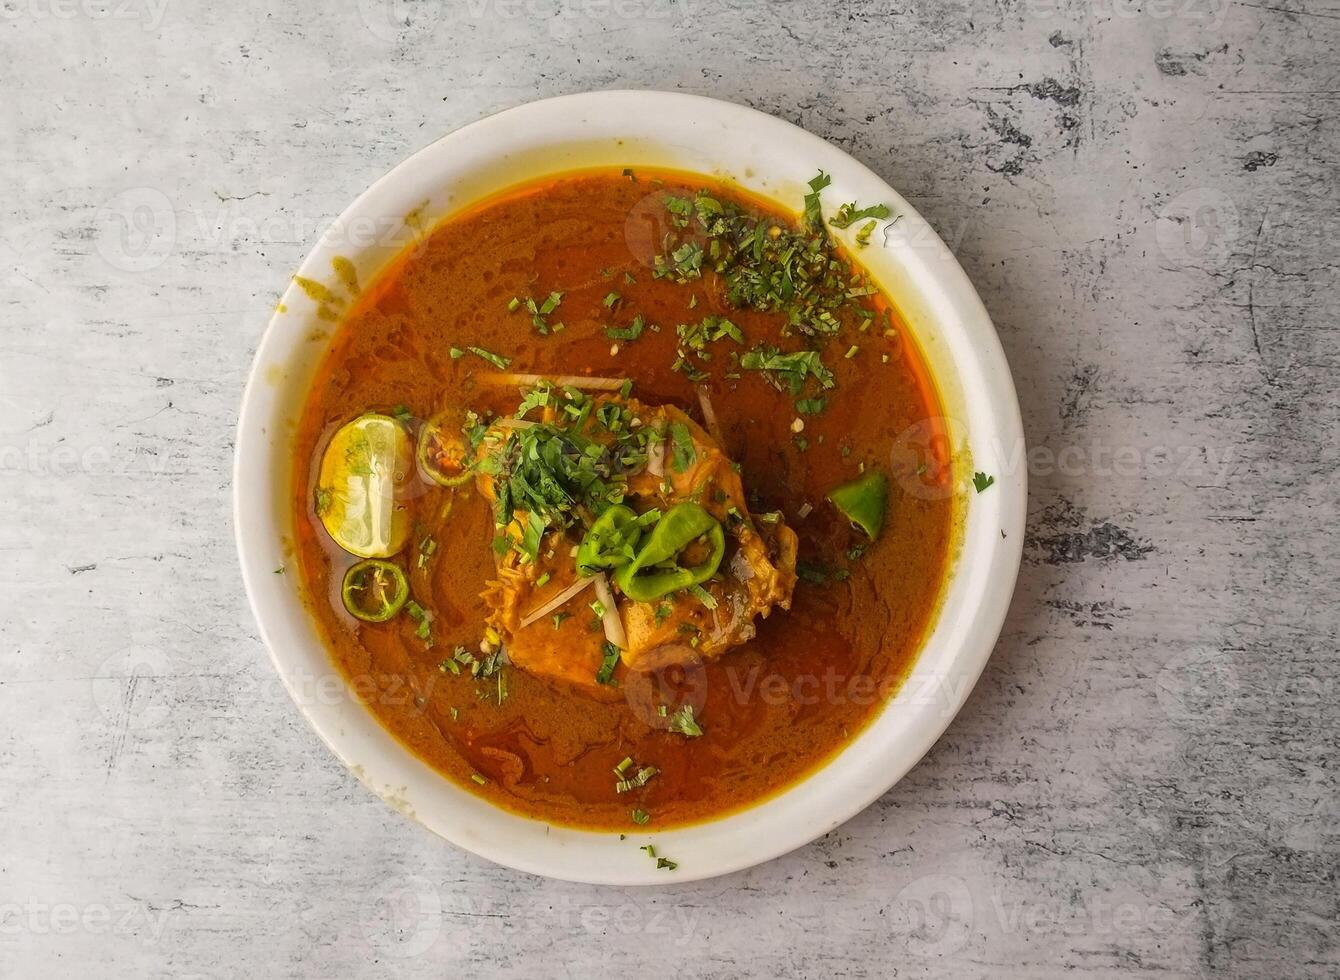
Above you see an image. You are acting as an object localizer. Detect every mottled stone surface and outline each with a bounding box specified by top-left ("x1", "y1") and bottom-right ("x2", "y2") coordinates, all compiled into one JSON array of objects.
[{"x1": 1, "y1": 0, "x2": 1336, "y2": 977}]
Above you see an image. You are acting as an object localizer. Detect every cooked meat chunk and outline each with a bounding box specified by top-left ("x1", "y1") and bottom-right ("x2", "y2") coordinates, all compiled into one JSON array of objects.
[{"x1": 476, "y1": 386, "x2": 797, "y2": 694}]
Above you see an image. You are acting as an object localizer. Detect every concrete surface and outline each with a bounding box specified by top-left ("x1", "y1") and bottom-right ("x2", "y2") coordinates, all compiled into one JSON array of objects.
[{"x1": 1, "y1": 0, "x2": 1336, "y2": 977}]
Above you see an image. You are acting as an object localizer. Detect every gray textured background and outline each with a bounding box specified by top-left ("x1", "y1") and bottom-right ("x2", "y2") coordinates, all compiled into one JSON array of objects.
[{"x1": 2, "y1": 0, "x2": 1337, "y2": 976}]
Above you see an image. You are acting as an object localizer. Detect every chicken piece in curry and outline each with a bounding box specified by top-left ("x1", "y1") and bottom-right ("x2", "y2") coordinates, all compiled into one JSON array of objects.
[{"x1": 475, "y1": 387, "x2": 799, "y2": 693}]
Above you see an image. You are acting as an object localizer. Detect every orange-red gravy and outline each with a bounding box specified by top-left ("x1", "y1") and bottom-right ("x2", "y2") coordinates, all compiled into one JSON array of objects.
[{"x1": 292, "y1": 170, "x2": 953, "y2": 830}]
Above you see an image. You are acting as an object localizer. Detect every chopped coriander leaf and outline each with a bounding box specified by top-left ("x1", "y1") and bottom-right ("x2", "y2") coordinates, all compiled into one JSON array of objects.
[
  {"x1": 616, "y1": 765, "x2": 659, "y2": 793},
  {"x1": 479, "y1": 385, "x2": 653, "y2": 561},
  {"x1": 552, "y1": 611, "x2": 571, "y2": 630},
  {"x1": 740, "y1": 345, "x2": 835, "y2": 395},
  {"x1": 973, "y1": 471, "x2": 996, "y2": 493},
  {"x1": 795, "y1": 397, "x2": 827, "y2": 415},
  {"x1": 651, "y1": 171, "x2": 880, "y2": 346},
  {"x1": 595, "y1": 641, "x2": 620, "y2": 685},
  {"x1": 677, "y1": 315, "x2": 743, "y2": 351},
  {"x1": 803, "y1": 170, "x2": 832, "y2": 229},
  {"x1": 510, "y1": 291, "x2": 564, "y2": 335},
  {"x1": 479, "y1": 645, "x2": 506, "y2": 676},
  {"x1": 638, "y1": 845, "x2": 677, "y2": 870},
  {"x1": 669, "y1": 422, "x2": 697, "y2": 472},
  {"x1": 518, "y1": 511, "x2": 545, "y2": 563},
  {"x1": 631, "y1": 808, "x2": 651, "y2": 825},
  {"x1": 667, "y1": 704, "x2": 704, "y2": 737},
  {"x1": 466, "y1": 346, "x2": 511, "y2": 369},
  {"x1": 830, "y1": 201, "x2": 892, "y2": 229},
  {"x1": 671, "y1": 353, "x2": 709, "y2": 382},
  {"x1": 605, "y1": 314, "x2": 647, "y2": 341},
  {"x1": 855, "y1": 220, "x2": 877, "y2": 248}
]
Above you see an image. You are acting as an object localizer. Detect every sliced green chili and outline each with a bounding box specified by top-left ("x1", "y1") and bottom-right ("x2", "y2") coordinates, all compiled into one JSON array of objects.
[
  {"x1": 575, "y1": 504, "x2": 659, "y2": 576},
  {"x1": 341, "y1": 559, "x2": 410, "y2": 622},
  {"x1": 827, "y1": 469, "x2": 889, "y2": 540},
  {"x1": 614, "y1": 502, "x2": 725, "y2": 602}
]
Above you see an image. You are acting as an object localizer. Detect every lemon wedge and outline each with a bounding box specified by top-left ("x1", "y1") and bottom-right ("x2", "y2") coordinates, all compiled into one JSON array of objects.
[{"x1": 315, "y1": 413, "x2": 413, "y2": 558}]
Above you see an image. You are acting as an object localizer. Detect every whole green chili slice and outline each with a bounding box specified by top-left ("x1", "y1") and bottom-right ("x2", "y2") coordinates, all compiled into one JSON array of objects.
[
  {"x1": 614, "y1": 503, "x2": 726, "y2": 602},
  {"x1": 341, "y1": 559, "x2": 410, "y2": 623}
]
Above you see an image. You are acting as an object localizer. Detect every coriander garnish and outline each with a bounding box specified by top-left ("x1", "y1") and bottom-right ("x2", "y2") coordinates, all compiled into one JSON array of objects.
[
  {"x1": 510, "y1": 291, "x2": 564, "y2": 335},
  {"x1": 615, "y1": 764, "x2": 659, "y2": 794},
  {"x1": 667, "y1": 704, "x2": 704, "y2": 738},
  {"x1": 605, "y1": 313, "x2": 647, "y2": 341},
  {"x1": 668, "y1": 422, "x2": 697, "y2": 472},
  {"x1": 595, "y1": 641, "x2": 620, "y2": 685},
  {"x1": 829, "y1": 201, "x2": 891, "y2": 229},
  {"x1": 740, "y1": 345, "x2": 835, "y2": 397},
  {"x1": 466, "y1": 346, "x2": 511, "y2": 370},
  {"x1": 639, "y1": 844, "x2": 677, "y2": 871}
]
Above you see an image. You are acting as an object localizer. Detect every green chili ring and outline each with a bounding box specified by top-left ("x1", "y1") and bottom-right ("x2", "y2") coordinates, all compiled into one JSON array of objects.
[
  {"x1": 416, "y1": 413, "x2": 475, "y2": 488},
  {"x1": 341, "y1": 559, "x2": 410, "y2": 622},
  {"x1": 614, "y1": 503, "x2": 726, "y2": 602}
]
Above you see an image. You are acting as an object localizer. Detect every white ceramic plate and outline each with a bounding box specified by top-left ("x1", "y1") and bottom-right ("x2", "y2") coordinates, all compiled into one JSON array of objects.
[{"x1": 234, "y1": 90, "x2": 1025, "y2": 884}]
